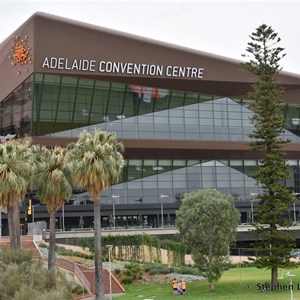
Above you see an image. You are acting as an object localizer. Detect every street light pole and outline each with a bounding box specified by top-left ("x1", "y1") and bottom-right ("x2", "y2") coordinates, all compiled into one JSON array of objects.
[
  {"x1": 286, "y1": 272, "x2": 295, "y2": 300},
  {"x1": 111, "y1": 194, "x2": 120, "y2": 230},
  {"x1": 293, "y1": 192, "x2": 300, "y2": 224},
  {"x1": 62, "y1": 203, "x2": 65, "y2": 231},
  {"x1": 293, "y1": 201, "x2": 296, "y2": 224},
  {"x1": 250, "y1": 199, "x2": 254, "y2": 224},
  {"x1": 160, "y1": 202, "x2": 163, "y2": 228},
  {"x1": 159, "y1": 193, "x2": 168, "y2": 228},
  {"x1": 106, "y1": 245, "x2": 113, "y2": 300},
  {"x1": 0, "y1": 207, "x2": 2, "y2": 249},
  {"x1": 32, "y1": 205, "x2": 34, "y2": 223}
]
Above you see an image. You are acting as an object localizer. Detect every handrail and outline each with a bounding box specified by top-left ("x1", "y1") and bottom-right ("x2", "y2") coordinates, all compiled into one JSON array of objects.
[
  {"x1": 109, "y1": 269, "x2": 125, "y2": 293},
  {"x1": 56, "y1": 257, "x2": 92, "y2": 292},
  {"x1": 33, "y1": 240, "x2": 43, "y2": 257},
  {"x1": 74, "y1": 263, "x2": 92, "y2": 292}
]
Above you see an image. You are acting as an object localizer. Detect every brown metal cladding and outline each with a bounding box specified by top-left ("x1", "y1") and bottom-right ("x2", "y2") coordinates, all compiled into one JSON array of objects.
[
  {"x1": 1, "y1": 12, "x2": 300, "y2": 102},
  {"x1": 0, "y1": 16, "x2": 34, "y2": 102},
  {"x1": 3, "y1": 12, "x2": 300, "y2": 161},
  {"x1": 31, "y1": 136, "x2": 300, "y2": 160}
]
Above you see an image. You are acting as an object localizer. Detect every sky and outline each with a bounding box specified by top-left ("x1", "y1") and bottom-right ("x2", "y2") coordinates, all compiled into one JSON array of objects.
[{"x1": 0, "y1": 0, "x2": 300, "y2": 74}]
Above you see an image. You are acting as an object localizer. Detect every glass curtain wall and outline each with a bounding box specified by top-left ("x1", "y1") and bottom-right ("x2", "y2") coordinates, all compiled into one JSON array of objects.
[
  {"x1": 72, "y1": 159, "x2": 300, "y2": 204},
  {"x1": 32, "y1": 73, "x2": 217, "y2": 136},
  {"x1": 1, "y1": 73, "x2": 300, "y2": 205},
  {"x1": 29, "y1": 73, "x2": 300, "y2": 144},
  {"x1": 1, "y1": 73, "x2": 300, "y2": 139},
  {"x1": 0, "y1": 75, "x2": 33, "y2": 137}
]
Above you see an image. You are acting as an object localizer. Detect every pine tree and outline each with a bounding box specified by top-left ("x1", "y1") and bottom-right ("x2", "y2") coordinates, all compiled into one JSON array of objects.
[{"x1": 243, "y1": 24, "x2": 296, "y2": 286}]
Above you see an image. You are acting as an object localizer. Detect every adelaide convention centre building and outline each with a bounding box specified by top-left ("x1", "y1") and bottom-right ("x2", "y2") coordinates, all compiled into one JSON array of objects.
[{"x1": 1, "y1": 12, "x2": 300, "y2": 242}]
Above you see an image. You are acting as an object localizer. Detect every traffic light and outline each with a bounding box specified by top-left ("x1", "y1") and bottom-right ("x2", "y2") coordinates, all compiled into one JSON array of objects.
[
  {"x1": 28, "y1": 199, "x2": 32, "y2": 215},
  {"x1": 27, "y1": 199, "x2": 32, "y2": 222}
]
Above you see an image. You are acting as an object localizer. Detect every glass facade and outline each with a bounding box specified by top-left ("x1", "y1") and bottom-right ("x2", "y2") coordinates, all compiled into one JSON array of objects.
[
  {"x1": 53, "y1": 98, "x2": 300, "y2": 142},
  {"x1": 32, "y1": 73, "x2": 217, "y2": 137},
  {"x1": 74, "y1": 159, "x2": 300, "y2": 204},
  {"x1": 1, "y1": 73, "x2": 300, "y2": 207},
  {"x1": 0, "y1": 75, "x2": 33, "y2": 137}
]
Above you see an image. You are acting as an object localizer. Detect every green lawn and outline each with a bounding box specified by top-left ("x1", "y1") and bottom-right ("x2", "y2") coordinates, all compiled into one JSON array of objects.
[{"x1": 119, "y1": 267, "x2": 300, "y2": 300}]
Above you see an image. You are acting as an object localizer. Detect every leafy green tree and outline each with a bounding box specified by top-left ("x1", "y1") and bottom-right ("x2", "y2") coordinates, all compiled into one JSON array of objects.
[
  {"x1": 34, "y1": 146, "x2": 72, "y2": 276},
  {"x1": 0, "y1": 137, "x2": 34, "y2": 249},
  {"x1": 67, "y1": 129, "x2": 124, "y2": 300},
  {"x1": 176, "y1": 189, "x2": 240, "y2": 291},
  {"x1": 243, "y1": 24, "x2": 296, "y2": 285}
]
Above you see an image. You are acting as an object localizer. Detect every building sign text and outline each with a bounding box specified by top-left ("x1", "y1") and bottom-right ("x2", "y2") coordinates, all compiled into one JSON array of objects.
[{"x1": 41, "y1": 57, "x2": 204, "y2": 79}]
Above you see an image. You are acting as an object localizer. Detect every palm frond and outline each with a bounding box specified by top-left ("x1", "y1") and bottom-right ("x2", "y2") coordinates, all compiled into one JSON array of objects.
[
  {"x1": 34, "y1": 146, "x2": 72, "y2": 213},
  {"x1": 66, "y1": 129, "x2": 124, "y2": 200}
]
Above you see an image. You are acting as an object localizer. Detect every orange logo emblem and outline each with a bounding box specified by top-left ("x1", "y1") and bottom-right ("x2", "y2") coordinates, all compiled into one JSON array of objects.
[{"x1": 8, "y1": 35, "x2": 32, "y2": 75}]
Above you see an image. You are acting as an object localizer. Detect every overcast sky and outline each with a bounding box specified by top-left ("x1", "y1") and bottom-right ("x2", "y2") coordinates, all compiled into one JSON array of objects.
[{"x1": 1, "y1": 0, "x2": 299, "y2": 74}]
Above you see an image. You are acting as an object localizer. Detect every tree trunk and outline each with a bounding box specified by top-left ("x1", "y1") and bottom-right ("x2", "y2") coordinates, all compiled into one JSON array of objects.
[
  {"x1": 94, "y1": 197, "x2": 105, "y2": 300},
  {"x1": 8, "y1": 202, "x2": 21, "y2": 250},
  {"x1": 272, "y1": 266, "x2": 278, "y2": 286},
  {"x1": 8, "y1": 205, "x2": 17, "y2": 249},
  {"x1": 270, "y1": 225, "x2": 278, "y2": 286},
  {"x1": 207, "y1": 243, "x2": 214, "y2": 291},
  {"x1": 13, "y1": 201, "x2": 20, "y2": 248},
  {"x1": 48, "y1": 211, "x2": 56, "y2": 270},
  {"x1": 48, "y1": 211, "x2": 57, "y2": 288}
]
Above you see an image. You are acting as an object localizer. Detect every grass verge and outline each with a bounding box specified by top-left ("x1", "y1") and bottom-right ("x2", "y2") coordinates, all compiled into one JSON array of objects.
[{"x1": 119, "y1": 266, "x2": 300, "y2": 299}]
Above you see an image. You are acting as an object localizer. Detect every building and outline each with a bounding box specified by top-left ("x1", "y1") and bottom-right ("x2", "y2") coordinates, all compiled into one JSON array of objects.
[{"x1": 1, "y1": 12, "x2": 300, "y2": 237}]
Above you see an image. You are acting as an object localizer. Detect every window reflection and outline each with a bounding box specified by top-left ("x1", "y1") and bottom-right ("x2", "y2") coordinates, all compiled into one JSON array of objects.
[
  {"x1": 30, "y1": 73, "x2": 227, "y2": 136},
  {"x1": 0, "y1": 75, "x2": 33, "y2": 137},
  {"x1": 2, "y1": 73, "x2": 300, "y2": 144}
]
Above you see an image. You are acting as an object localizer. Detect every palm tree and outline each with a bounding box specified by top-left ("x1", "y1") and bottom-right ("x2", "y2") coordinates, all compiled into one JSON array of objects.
[
  {"x1": 0, "y1": 137, "x2": 34, "y2": 249},
  {"x1": 34, "y1": 146, "x2": 72, "y2": 275},
  {"x1": 67, "y1": 129, "x2": 124, "y2": 300}
]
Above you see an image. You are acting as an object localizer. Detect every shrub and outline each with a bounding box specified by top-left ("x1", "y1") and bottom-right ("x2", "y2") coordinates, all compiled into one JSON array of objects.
[
  {"x1": 143, "y1": 263, "x2": 171, "y2": 275},
  {"x1": 149, "y1": 269, "x2": 160, "y2": 275},
  {"x1": 0, "y1": 249, "x2": 73, "y2": 299},
  {"x1": 12, "y1": 285, "x2": 73, "y2": 300},
  {"x1": 125, "y1": 262, "x2": 142, "y2": 279},
  {"x1": 0, "y1": 248, "x2": 32, "y2": 267},
  {"x1": 114, "y1": 268, "x2": 121, "y2": 275},
  {"x1": 120, "y1": 275, "x2": 134, "y2": 284},
  {"x1": 143, "y1": 264, "x2": 151, "y2": 272},
  {"x1": 55, "y1": 246, "x2": 93, "y2": 260},
  {"x1": 143, "y1": 263, "x2": 164, "y2": 273},
  {"x1": 79, "y1": 235, "x2": 185, "y2": 266},
  {"x1": 177, "y1": 266, "x2": 202, "y2": 276},
  {"x1": 125, "y1": 262, "x2": 140, "y2": 271},
  {"x1": 72, "y1": 284, "x2": 87, "y2": 295},
  {"x1": 125, "y1": 269, "x2": 132, "y2": 277}
]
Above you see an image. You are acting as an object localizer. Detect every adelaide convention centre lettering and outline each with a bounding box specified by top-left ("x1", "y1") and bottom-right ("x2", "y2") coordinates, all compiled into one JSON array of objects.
[
  {"x1": 42, "y1": 57, "x2": 96, "y2": 72},
  {"x1": 41, "y1": 57, "x2": 204, "y2": 79}
]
